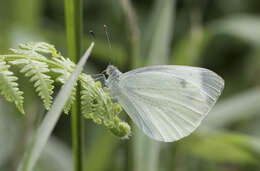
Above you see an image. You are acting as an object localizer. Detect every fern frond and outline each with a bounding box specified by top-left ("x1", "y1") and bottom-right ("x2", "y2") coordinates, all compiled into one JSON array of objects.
[
  {"x1": 64, "y1": 86, "x2": 77, "y2": 114},
  {"x1": 0, "y1": 59, "x2": 24, "y2": 114},
  {"x1": 10, "y1": 59, "x2": 54, "y2": 110},
  {"x1": 80, "y1": 73, "x2": 131, "y2": 137},
  {"x1": 80, "y1": 74, "x2": 100, "y2": 122},
  {"x1": 51, "y1": 56, "x2": 76, "y2": 114},
  {"x1": 1, "y1": 41, "x2": 131, "y2": 138},
  {"x1": 10, "y1": 42, "x2": 60, "y2": 59}
]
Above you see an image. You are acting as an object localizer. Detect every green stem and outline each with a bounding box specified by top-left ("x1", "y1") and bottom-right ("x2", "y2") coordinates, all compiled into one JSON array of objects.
[
  {"x1": 120, "y1": 0, "x2": 141, "y2": 69},
  {"x1": 64, "y1": 0, "x2": 84, "y2": 171}
]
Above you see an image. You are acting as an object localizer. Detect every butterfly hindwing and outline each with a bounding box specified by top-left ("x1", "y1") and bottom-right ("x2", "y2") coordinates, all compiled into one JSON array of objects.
[{"x1": 116, "y1": 65, "x2": 224, "y2": 142}]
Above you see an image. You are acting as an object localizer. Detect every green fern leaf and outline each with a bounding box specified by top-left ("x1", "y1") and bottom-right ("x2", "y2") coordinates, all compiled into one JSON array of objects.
[
  {"x1": 80, "y1": 73, "x2": 131, "y2": 138},
  {"x1": 51, "y1": 56, "x2": 76, "y2": 114},
  {"x1": 10, "y1": 59, "x2": 54, "y2": 110},
  {"x1": 64, "y1": 86, "x2": 76, "y2": 114},
  {"x1": 10, "y1": 42, "x2": 60, "y2": 59},
  {"x1": 80, "y1": 74, "x2": 100, "y2": 122},
  {"x1": 0, "y1": 59, "x2": 24, "y2": 114},
  {"x1": 52, "y1": 66, "x2": 76, "y2": 114}
]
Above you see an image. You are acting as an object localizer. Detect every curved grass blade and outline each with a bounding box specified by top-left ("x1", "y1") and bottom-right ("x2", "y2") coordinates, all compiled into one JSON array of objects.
[
  {"x1": 18, "y1": 42, "x2": 94, "y2": 171},
  {"x1": 204, "y1": 88, "x2": 260, "y2": 128}
]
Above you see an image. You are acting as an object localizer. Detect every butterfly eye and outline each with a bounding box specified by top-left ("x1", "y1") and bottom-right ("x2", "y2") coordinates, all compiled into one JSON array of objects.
[{"x1": 91, "y1": 74, "x2": 106, "y2": 87}]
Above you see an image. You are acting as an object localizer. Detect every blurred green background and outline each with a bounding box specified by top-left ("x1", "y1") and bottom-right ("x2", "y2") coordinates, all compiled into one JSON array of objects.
[{"x1": 1, "y1": 0, "x2": 260, "y2": 171}]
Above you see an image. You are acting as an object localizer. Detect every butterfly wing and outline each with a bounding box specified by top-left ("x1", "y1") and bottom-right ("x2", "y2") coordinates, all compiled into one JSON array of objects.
[{"x1": 116, "y1": 65, "x2": 224, "y2": 142}]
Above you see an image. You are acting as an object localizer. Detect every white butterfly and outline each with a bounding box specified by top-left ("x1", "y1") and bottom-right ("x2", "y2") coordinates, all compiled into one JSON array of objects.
[{"x1": 105, "y1": 65, "x2": 224, "y2": 142}]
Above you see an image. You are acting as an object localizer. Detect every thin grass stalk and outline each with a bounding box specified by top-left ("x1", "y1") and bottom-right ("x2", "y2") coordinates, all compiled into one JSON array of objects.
[
  {"x1": 64, "y1": 0, "x2": 84, "y2": 171},
  {"x1": 119, "y1": 0, "x2": 141, "y2": 171},
  {"x1": 120, "y1": 0, "x2": 141, "y2": 69}
]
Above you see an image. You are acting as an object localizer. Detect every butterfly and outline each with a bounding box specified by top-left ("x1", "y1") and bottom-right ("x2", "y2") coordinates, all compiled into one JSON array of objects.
[{"x1": 105, "y1": 64, "x2": 224, "y2": 142}]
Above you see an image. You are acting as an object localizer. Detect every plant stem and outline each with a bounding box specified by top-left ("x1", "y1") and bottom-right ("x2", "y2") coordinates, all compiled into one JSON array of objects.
[
  {"x1": 64, "y1": 0, "x2": 83, "y2": 171},
  {"x1": 120, "y1": 0, "x2": 141, "y2": 69}
]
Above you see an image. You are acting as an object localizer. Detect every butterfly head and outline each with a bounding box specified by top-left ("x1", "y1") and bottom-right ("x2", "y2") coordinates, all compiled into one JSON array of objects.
[
  {"x1": 105, "y1": 65, "x2": 122, "y2": 95},
  {"x1": 106, "y1": 64, "x2": 121, "y2": 79},
  {"x1": 106, "y1": 64, "x2": 116, "y2": 75}
]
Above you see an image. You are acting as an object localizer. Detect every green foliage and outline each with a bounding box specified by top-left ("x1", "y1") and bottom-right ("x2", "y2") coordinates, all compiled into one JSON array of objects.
[
  {"x1": 182, "y1": 133, "x2": 260, "y2": 165},
  {"x1": 10, "y1": 42, "x2": 60, "y2": 59},
  {"x1": 0, "y1": 42, "x2": 130, "y2": 138},
  {"x1": 0, "y1": 59, "x2": 24, "y2": 114},
  {"x1": 172, "y1": 30, "x2": 210, "y2": 66},
  {"x1": 80, "y1": 74, "x2": 130, "y2": 137},
  {"x1": 84, "y1": 130, "x2": 118, "y2": 171},
  {"x1": 18, "y1": 43, "x2": 95, "y2": 171},
  {"x1": 11, "y1": 59, "x2": 54, "y2": 110},
  {"x1": 51, "y1": 56, "x2": 77, "y2": 114},
  {"x1": 208, "y1": 15, "x2": 260, "y2": 47}
]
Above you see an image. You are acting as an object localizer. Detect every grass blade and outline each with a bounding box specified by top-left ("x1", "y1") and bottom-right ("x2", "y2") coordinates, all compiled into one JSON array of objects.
[
  {"x1": 208, "y1": 15, "x2": 260, "y2": 47},
  {"x1": 205, "y1": 88, "x2": 260, "y2": 128},
  {"x1": 183, "y1": 132, "x2": 260, "y2": 165},
  {"x1": 146, "y1": 0, "x2": 175, "y2": 65},
  {"x1": 17, "y1": 42, "x2": 94, "y2": 171}
]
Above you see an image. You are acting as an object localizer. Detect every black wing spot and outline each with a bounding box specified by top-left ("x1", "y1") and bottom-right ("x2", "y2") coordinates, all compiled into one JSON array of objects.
[{"x1": 180, "y1": 79, "x2": 187, "y2": 88}]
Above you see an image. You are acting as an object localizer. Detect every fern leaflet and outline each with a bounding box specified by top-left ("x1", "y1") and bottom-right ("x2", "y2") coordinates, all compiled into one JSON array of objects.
[
  {"x1": 0, "y1": 59, "x2": 24, "y2": 114},
  {"x1": 51, "y1": 56, "x2": 76, "y2": 114},
  {"x1": 10, "y1": 59, "x2": 54, "y2": 110},
  {"x1": 10, "y1": 42, "x2": 60, "y2": 59}
]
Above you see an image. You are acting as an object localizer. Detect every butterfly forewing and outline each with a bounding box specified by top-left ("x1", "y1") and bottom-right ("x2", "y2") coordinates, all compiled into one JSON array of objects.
[{"x1": 116, "y1": 65, "x2": 224, "y2": 142}]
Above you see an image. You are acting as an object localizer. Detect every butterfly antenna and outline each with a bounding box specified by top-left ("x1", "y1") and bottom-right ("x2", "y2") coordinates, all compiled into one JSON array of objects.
[
  {"x1": 89, "y1": 30, "x2": 96, "y2": 41},
  {"x1": 104, "y1": 25, "x2": 114, "y2": 65}
]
